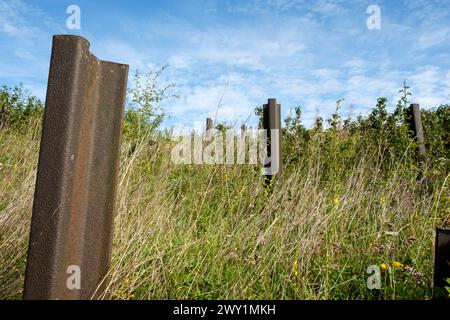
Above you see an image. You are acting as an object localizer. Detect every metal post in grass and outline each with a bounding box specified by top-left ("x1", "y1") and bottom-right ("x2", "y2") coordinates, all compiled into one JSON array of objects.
[
  {"x1": 0, "y1": 101, "x2": 8, "y2": 129},
  {"x1": 205, "y1": 117, "x2": 213, "y2": 144},
  {"x1": 408, "y1": 104, "x2": 427, "y2": 177},
  {"x1": 241, "y1": 124, "x2": 247, "y2": 138},
  {"x1": 24, "y1": 35, "x2": 128, "y2": 300},
  {"x1": 206, "y1": 117, "x2": 213, "y2": 131},
  {"x1": 434, "y1": 227, "x2": 450, "y2": 298},
  {"x1": 263, "y1": 98, "x2": 283, "y2": 185}
]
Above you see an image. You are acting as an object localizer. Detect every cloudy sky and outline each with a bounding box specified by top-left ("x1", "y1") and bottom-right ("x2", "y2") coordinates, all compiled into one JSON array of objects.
[{"x1": 0, "y1": 0, "x2": 449, "y2": 128}]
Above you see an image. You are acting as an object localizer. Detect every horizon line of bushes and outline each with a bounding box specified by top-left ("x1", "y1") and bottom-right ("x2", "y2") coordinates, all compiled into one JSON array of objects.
[{"x1": 1, "y1": 78, "x2": 448, "y2": 179}]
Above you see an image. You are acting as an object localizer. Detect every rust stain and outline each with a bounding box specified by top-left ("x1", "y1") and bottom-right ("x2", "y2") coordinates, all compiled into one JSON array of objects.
[{"x1": 24, "y1": 35, "x2": 128, "y2": 300}]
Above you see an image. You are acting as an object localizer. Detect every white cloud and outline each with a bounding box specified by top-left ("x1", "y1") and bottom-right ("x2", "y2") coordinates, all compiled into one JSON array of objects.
[
  {"x1": 1, "y1": 0, "x2": 449, "y2": 127},
  {"x1": 0, "y1": 0, "x2": 54, "y2": 40},
  {"x1": 406, "y1": 66, "x2": 450, "y2": 108},
  {"x1": 94, "y1": 38, "x2": 147, "y2": 69},
  {"x1": 0, "y1": 0, "x2": 61, "y2": 99},
  {"x1": 418, "y1": 28, "x2": 449, "y2": 49}
]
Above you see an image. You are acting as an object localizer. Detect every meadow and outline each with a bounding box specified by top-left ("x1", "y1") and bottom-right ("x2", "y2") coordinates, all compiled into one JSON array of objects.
[{"x1": 0, "y1": 77, "x2": 449, "y2": 300}]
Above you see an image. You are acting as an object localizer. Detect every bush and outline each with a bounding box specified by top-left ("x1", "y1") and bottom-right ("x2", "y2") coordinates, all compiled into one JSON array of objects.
[
  {"x1": 278, "y1": 83, "x2": 449, "y2": 185},
  {"x1": 0, "y1": 84, "x2": 44, "y2": 131},
  {"x1": 123, "y1": 66, "x2": 177, "y2": 141}
]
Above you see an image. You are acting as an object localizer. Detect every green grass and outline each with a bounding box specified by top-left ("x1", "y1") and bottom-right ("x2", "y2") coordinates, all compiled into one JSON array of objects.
[{"x1": 0, "y1": 121, "x2": 448, "y2": 300}]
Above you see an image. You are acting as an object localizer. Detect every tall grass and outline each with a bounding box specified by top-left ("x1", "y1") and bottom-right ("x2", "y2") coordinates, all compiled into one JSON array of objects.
[{"x1": 0, "y1": 119, "x2": 448, "y2": 299}]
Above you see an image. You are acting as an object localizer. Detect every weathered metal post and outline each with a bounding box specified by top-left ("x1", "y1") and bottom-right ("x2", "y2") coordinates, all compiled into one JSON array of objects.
[
  {"x1": 408, "y1": 104, "x2": 427, "y2": 170},
  {"x1": 0, "y1": 100, "x2": 8, "y2": 129},
  {"x1": 434, "y1": 228, "x2": 450, "y2": 298},
  {"x1": 205, "y1": 117, "x2": 213, "y2": 146},
  {"x1": 240, "y1": 124, "x2": 247, "y2": 138},
  {"x1": 24, "y1": 35, "x2": 129, "y2": 300},
  {"x1": 409, "y1": 104, "x2": 426, "y2": 158},
  {"x1": 206, "y1": 117, "x2": 213, "y2": 131},
  {"x1": 263, "y1": 98, "x2": 283, "y2": 185}
]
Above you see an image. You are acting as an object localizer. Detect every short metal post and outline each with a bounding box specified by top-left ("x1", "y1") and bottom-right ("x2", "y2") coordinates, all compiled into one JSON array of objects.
[
  {"x1": 408, "y1": 104, "x2": 427, "y2": 165},
  {"x1": 240, "y1": 125, "x2": 247, "y2": 138},
  {"x1": 263, "y1": 98, "x2": 283, "y2": 184},
  {"x1": 434, "y1": 228, "x2": 450, "y2": 298},
  {"x1": 206, "y1": 117, "x2": 213, "y2": 131},
  {"x1": 204, "y1": 117, "x2": 214, "y2": 150}
]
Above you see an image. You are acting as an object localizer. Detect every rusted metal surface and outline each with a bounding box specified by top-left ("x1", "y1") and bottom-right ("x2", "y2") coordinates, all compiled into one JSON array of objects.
[
  {"x1": 24, "y1": 35, "x2": 129, "y2": 300},
  {"x1": 0, "y1": 100, "x2": 9, "y2": 129},
  {"x1": 434, "y1": 228, "x2": 450, "y2": 297},
  {"x1": 240, "y1": 124, "x2": 247, "y2": 139},
  {"x1": 206, "y1": 117, "x2": 213, "y2": 131},
  {"x1": 205, "y1": 117, "x2": 213, "y2": 146},
  {"x1": 263, "y1": 98, "x2": 283, "y2": 184},
  {"x1": 408, "y1": 104, "x2": 427, "y2": 162}
]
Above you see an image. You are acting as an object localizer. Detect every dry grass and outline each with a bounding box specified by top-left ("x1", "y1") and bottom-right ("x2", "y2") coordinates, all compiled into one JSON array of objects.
[{"x1": 0, "y1": 125, "x2": 448, "y2": 300}]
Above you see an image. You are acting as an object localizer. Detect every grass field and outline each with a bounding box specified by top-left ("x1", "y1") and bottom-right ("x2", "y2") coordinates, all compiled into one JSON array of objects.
[{"x1": 0, "y1": 117, "x2": 448, "y2": 300}]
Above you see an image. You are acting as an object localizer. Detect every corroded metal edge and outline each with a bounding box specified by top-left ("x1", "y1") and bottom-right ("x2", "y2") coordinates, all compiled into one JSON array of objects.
[{"x1": 24, "y1": 35, "x2": 129, "y2": 300}]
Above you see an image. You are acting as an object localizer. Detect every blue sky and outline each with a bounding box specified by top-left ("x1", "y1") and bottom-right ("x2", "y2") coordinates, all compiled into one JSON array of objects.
[{"x1": 0, "y1": 0, "x2": 449, "y2": 128}]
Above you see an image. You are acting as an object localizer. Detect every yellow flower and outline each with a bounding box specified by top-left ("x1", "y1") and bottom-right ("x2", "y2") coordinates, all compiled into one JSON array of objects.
[
  {"x1": 393, "y1": 261, "x2": 404, "y2": 269},
  {"x1": 333, "y1": 197, "x2": 339, "y2": 205},
  {"x1": 124, "y1": 278, "x2": 130, "y2": 285},
  {"x1": 380, "y1": 263, "x2": 388, "y2": 270},
  {"x1": 292, "y1": 260, "x2": 298, "y2": 277},
  {"x1": 380, "y1": 196, "x2": 386, "y2": 205}
]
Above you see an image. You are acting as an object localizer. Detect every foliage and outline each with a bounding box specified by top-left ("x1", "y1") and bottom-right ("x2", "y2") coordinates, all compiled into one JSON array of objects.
[
  {"x1": 0, "y1": 84, "x2": 44, "y2": 132},
  {"x1": 276, "y1": 83, "x2": 449, "y2": 184},
  {"x1": 0, "y1": 80, "x2": 449, "y2": 300},
  {"x1": 445, "y1": 278, "x2": 450, "y2": 298},
  {"x1": 123, "y1": 66, "x2": 177, "y2": 140}
]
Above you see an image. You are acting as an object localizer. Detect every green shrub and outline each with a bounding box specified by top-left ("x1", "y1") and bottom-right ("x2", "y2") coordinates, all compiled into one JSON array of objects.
[{"x1": 0, "y1": 84, "x2": 43, "y2": 131}]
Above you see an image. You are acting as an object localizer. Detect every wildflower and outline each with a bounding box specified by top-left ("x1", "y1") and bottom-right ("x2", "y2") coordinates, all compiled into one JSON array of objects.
[
  {"x1": 256, "y1": 235, "x2": 266, "y2": 246},
  {"x1": 124, "y1": 278, "x2": 130, "y2": 285},
  {"x1": 333, "y1": 197, "x2": 339, "y2": 205},
  {"x1": 226, "y1": 251, "x2": 237, "y2": 261},
  {"x1": 380, "y1": 263, "x2": 388, "y2": 271},
  {"x1": 405, "y1": 236, "x2": 417, "y2": 245},
  {"x1": 380, "y1": 196, "x2": 386, "y2": 205},
  {"x1": 404, "y1": 265, "x2": 424, "y2": 285},
  {"x1": 244, "y1": 256, "x2": 256, "y2": 265},
  {"x1": 393, "y1": 261, "x2": 404, "y2": 269},
  {"x1": 292, "y1": 260, "x2": 298, "y2": 277}
]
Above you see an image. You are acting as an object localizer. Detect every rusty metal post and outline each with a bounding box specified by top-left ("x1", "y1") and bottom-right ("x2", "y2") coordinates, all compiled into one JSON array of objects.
[
  {"x1": 206, "y1": 117, "x2": 213, "y2": 131},
  {"x1": 237, "y1": 125, "x2": 247, "y2": 165},
  {"x1": 240, "y1": 125, "x2": 247, "y2": 138},
  {"x1": 205, "y1": 117, "x2": 213, "y2": 146},
  {"x1": 263, "y1": 98, "x2": 282, "y2": 184},
  {"x1": 434, "y1": 228, "x2": 450, "y2": 298},
  {"x1": 24, "y1": 35, "x2": 129, "y2": 300},
  {"x1": 0, "y1": 100, "x2": 8, "y2": 130},
  {"x1": 408, "y1": 104, "x2": 427, "y2": 163}
]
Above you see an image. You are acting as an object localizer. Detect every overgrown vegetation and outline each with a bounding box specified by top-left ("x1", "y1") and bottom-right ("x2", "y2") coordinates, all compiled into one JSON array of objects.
[
  {"x1": 0, "y1": 72, "x2": 448, "y2": 299},
  {"x1": 0, "y1": 84, "x2": 44, "y2": 133},
  {"x1": 123, "y1": 67, "x2": 177, "y2": 140}
]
